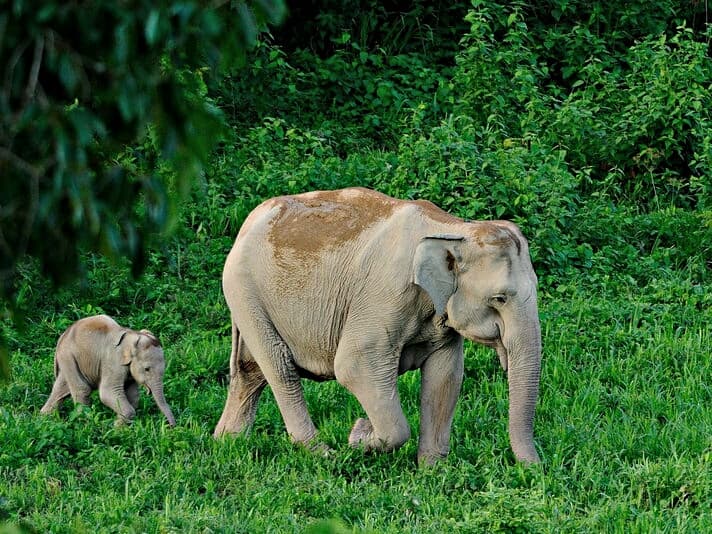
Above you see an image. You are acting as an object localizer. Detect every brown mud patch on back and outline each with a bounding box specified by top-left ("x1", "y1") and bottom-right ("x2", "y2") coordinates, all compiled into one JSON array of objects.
[
  {"x1": 268, "y1": 188, "x2": 398, "y2": 261},
  {"x1": 266, "y1": 188, "x2": 501, "y2": 266}
]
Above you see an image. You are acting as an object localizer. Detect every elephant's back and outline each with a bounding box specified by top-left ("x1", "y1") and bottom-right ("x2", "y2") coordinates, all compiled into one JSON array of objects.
[{"x1": 230, "y1": 187, "x2": 463, "y2": 260}]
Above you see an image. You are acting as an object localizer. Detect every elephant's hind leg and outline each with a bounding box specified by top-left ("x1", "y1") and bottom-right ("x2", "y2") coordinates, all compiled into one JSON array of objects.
[
  {"x1": 231, "y1": 314, "x2": 318, "y2": 445},
  {"x1": 57, "y1": 353, "x2": 93, "y2": 406},
  {"x1": 214, "y1": 334, "x2": 267, "y2": 437},
  {"x1": 40, "y1": 372, "x2": 71, "y2": 414}
]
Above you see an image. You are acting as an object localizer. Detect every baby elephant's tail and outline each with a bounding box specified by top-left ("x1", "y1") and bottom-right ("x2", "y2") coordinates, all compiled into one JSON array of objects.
[{"x1": 52, "y1": 325, "x2": 72, "y2": 377}]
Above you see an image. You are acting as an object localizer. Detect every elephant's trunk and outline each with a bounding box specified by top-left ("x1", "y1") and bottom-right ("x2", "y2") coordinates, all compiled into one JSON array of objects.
[
  {"x1": 149, "y1": 382, "x2": 176, "y2": 426},
  {"x1": 502, "y1": 310, "x2": 542, "y2": 463}
]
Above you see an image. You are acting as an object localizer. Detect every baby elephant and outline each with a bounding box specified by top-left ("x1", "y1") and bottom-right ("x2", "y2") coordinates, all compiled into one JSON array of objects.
[{"x1": 40, "y1": 315, "x2": 176, "y2": 426}]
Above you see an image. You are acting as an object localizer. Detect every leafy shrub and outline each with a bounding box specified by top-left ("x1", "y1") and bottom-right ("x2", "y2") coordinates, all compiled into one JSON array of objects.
[
  {"x1": 219, "y1": 38, "x2": 455, "y2": 151},
  {"x1": 454, "y1": 2, "x2": 550, "y2": 139},
  {"x1": 0, "y1": 1, "x2": 285, "y2": 299},
  {"x1": 454, "y1": 2, "x2": 712, "y2": 210},
  {"x1": 547, "y1": 27, "x2": 712, "y2": 208},
  {"x1": 271, "y1": 1, "x2": 469, "y2": 59}
]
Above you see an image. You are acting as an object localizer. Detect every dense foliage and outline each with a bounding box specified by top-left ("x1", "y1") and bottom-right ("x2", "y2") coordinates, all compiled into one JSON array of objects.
[
  {"x1": 1, "y1": 0, "x2": 711, "y2": 531},
  {"x1": 0, "y1": 0, "x2": 284, "y2": 299}
]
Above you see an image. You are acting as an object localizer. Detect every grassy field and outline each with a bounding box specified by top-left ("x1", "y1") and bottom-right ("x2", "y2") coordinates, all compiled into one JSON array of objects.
[
  {"x1": 1, "y1": 182, "x2": 711, "y2": 532},
  {"x1": 2, "y1": 2, "x2": 712, "y2": 532}
]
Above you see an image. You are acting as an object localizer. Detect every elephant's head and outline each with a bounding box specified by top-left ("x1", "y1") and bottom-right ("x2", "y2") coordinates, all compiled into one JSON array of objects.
[
  {"x1": 120, "y1": 330, "x2": 176, "y2": 426},
  {"x1": 413, "y1": 222, "x2": 541, "y2": 463}
]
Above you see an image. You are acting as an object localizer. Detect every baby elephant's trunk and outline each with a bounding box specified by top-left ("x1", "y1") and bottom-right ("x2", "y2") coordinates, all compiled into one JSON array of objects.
[{"x1": 149, "y1": 383, "x2": 176, "y2": 426}]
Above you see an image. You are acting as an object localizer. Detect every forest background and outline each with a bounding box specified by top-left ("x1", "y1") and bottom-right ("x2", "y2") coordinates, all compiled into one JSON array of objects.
[{"x1": 1, "y1": 0, "x2": 711, "y2": 532}]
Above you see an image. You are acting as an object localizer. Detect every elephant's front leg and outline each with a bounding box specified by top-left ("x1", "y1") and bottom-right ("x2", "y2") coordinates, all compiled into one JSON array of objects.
[
  {"x1": 125, "y1": 381, "x2": 140, "y2": 410},
  {"x1": 335, "y1": 333, "x2": 411, "y2": 452},
  {"x1": 417, "y1": 337, "x2": 464, "y2": 465},
  {"x1": 99, "y1": 381, "x2": 136, "y2": 425}
]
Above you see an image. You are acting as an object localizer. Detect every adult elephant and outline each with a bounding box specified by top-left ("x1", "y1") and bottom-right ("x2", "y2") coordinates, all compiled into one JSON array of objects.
[{"x1": 214, "y1": 187, "x2": 542, "y2": 464}]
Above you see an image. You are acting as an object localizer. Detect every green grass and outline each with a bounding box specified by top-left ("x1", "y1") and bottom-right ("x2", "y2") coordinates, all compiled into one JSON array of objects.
[{"x1": 2, "y1": 247, "x2": 711, "y2": 532}]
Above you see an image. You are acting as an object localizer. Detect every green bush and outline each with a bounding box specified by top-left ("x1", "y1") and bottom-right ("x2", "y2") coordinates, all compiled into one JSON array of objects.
[
  {"x1": 454, "y1": 2, "x2": 712, "y2": 210},
  {"x1": 547, "y1": 27, "x2": 712, "y2": 208},
  {"x1": 0, "y1": 1, "x2": 285, "y2": 299},
  {"x1": 219, "y1": 38, "x2": 455, "y2": 151}
]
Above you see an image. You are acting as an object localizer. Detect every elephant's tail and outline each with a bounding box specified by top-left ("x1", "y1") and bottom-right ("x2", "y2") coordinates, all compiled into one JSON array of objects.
[
  {"x1": 229, "y1": 320, "x2": 240, "y2": 380},
  {"x1": 53, "y1": 326, "x2": 72, "y2": 377}
]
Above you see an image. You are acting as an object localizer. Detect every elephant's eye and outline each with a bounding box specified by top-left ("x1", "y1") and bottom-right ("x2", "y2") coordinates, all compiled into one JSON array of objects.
[
  {"x1": 489, "y1": 294, "x2": 508, "y2": 306},
  {"x1": 144, "y1": 366, "x2": 151, "y2": 372}
]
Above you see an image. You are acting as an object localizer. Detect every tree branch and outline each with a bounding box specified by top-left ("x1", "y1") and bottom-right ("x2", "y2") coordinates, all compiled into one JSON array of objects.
[{"x1": 23, "y1": 34, "x2": 44, "y2": 107}]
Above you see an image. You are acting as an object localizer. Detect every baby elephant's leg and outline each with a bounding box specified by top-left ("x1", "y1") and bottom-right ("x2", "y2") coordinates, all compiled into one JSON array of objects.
[
  {"x1": 40, "y1": 372, "x2": 71, "y2": 413},
  {"x1": 58, "y1": 354, "x2": 93, "y2": 406},
  {"x1": 99, "y1": 383, "x2": 136, "y2": 425},
  {"x1": 125, "y1": 381, "x2": 140, "y2": 410}
]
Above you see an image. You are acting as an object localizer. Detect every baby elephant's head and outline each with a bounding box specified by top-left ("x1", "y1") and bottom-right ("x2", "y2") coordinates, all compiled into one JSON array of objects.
[{"x1": 120, "y1": 330, "x2": 176, "y2": 426}]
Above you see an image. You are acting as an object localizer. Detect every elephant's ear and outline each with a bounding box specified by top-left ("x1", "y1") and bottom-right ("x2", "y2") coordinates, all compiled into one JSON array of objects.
[
  {"x1": 412, "y1": 234, "x2": 465, "y2": 316},
  {"x1": 138, "y1": 329, "x2": 160, "y2": 347},
  {"x1": 116, "y1": 331, "x2": 134, "y2": 365}
]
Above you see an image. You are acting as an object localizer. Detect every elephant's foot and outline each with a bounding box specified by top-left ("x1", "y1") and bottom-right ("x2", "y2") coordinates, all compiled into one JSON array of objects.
[
  {"x1": 114, "y1": 415, "x2": 134, "y2": 427},
  {"x1": 348, "y1": 417, "x2": 373, "y2": 449},
  {"x1": 301, "y1": 439, "x2": 334, "y2": 458},
  {"x1": 348, "y1": 417, "x2": 411, "y2": 453},
  {"x1": 417, "y1": 449, "x2": 447, "y2": 466}
]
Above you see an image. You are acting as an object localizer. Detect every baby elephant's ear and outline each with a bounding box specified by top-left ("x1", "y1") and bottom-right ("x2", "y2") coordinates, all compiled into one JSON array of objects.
[
  {"x1": 138, "y1": 329, "x2": 160, "y2": 346},
  {"x1": 116, "y1": 331, "x2": 133, "y2": 365}
]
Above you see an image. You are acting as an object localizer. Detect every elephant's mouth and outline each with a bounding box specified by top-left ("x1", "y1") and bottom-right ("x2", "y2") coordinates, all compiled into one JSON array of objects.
[
  {"x1": 492, "y1": 323, "x2": 508, "y2": 371},
  {"x1": 465, "y1": 324, "x2": 508, "y2": 372},
  {"x1": 494, "y1": 341, "x2": 508, "y2": 372},
  {"x1": 445, "y1": 315, "x2": 508, "y2": 370},
  {"x1": 466, "y1": 334, "x2": 508, "y2": 370},
  {"x1": 470, "y1": 335, "x2": 498, "y2": 347}
]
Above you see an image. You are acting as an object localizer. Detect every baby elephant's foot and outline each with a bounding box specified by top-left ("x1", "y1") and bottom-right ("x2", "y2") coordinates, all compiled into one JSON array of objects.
[
  {"x1": 305, "y1": 440, "x2": 334, "y2": 458},
  {"x1": 114, "y1": 416, "x2": 134, "y2": 427},
  {"x1": 348, "y1": 418, "x2": 373, "y2": 448}
]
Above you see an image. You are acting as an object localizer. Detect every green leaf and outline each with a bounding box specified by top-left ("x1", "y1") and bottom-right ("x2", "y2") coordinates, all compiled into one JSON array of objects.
[
  {"x1": 254, "y1": 0, "x2": 287, "y2": 24},
  {"x1": 235, "y1": 3, "x2": 257, "y2": 46},
  {"x1": 145, "y1": 10, "x2": 160, "y2": 45},
  {"x1": 58, "y1": 54, "x2": 79, "y2": 92}
]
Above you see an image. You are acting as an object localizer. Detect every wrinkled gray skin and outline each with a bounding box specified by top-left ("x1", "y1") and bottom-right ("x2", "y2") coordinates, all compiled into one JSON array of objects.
[
  {"x1": 214, "y1": 187, "x2": 541, "y2": 464},
  {"x1": 41, "y1": 315, "x2": 176, "y2": 426}
]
